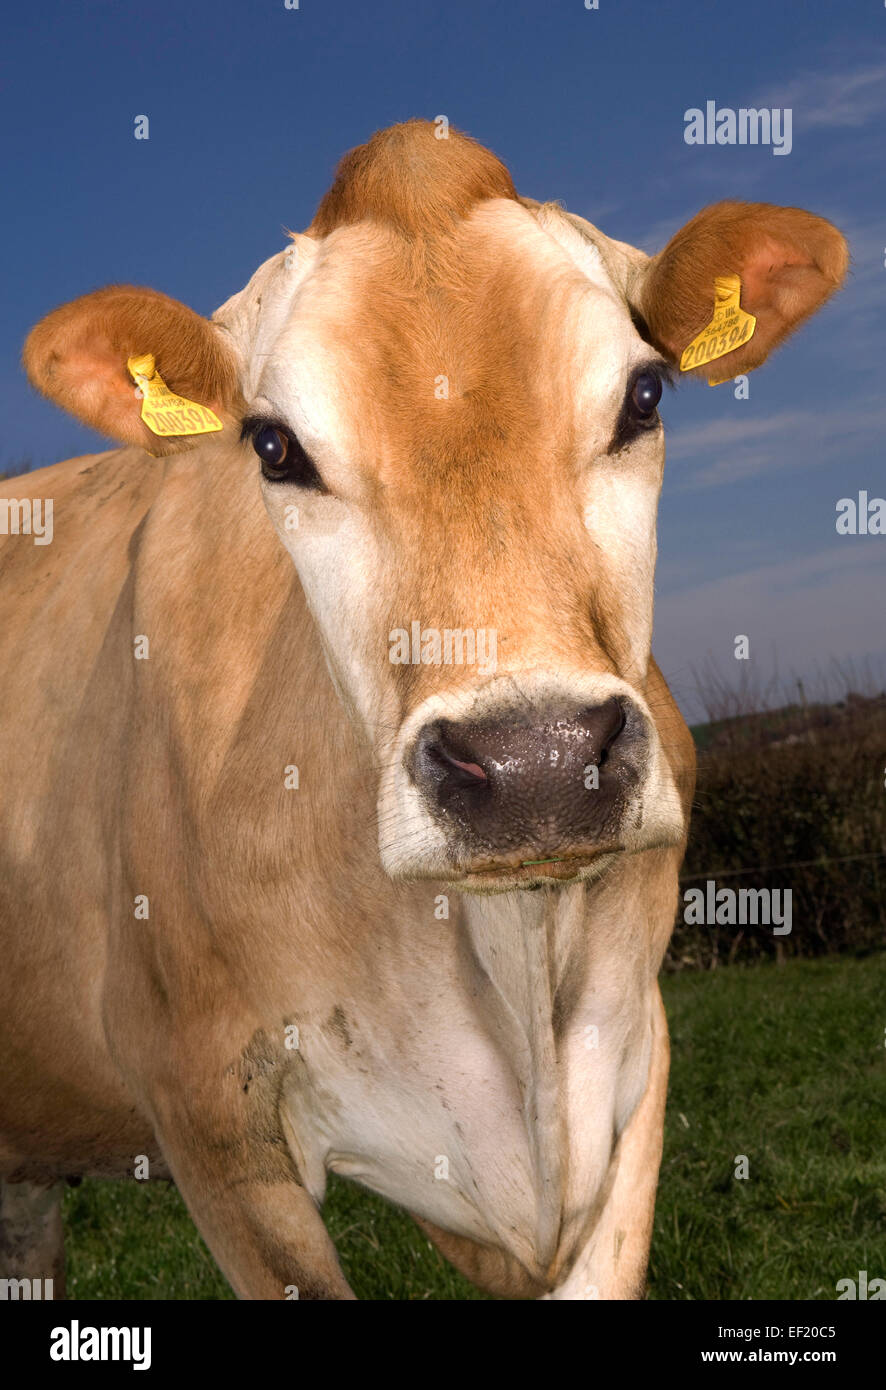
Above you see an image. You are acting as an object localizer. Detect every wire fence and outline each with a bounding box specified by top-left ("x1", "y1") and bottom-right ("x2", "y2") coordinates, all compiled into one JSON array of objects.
[{"x1": 680, "y1": 849, "x2": 886, "y2": 883}]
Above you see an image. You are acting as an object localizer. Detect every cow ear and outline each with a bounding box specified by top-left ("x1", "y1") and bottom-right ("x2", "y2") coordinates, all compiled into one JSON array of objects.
[
  {"x1": 636, "y1": 202, "x2": 848, "y2": 381},
  {"x1": 23, "y1": 285, "x2": 241, "y2": 455}
]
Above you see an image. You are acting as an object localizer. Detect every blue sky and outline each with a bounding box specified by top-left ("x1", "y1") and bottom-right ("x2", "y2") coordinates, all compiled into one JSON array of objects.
[{"x1": 1, "y1": 0, "x2": 883, "y2": 720}]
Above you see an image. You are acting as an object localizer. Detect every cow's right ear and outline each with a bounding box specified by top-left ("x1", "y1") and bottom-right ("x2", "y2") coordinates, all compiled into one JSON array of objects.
[{"x1": 23, "y1": 285, "x2": 241, "y2": 455}]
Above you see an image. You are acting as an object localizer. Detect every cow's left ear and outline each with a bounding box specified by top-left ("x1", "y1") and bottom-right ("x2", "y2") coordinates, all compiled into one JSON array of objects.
[
  {"x1": 23, "y1": 285, "x2": 241, "y2": 455},
  {"x1": 635, "y1": 202, "x2": 848, "y2": 381}
]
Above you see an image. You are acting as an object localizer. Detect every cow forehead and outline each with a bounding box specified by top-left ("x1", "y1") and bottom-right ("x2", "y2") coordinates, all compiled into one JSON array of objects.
[{"x1": 255, "y1": 200, "x2": 643, "y2": 491}]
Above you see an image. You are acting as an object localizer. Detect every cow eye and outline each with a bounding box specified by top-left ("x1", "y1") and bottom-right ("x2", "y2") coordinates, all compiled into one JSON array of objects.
[
  {"x1": 242, "y1": 418, "x2": 326, "y2": 489},
  {"x1": 254, "y1": 424, "x2": 290, "y2": 472},
  {"x1": 607, "y1": 367, "x2": 665, "y2": 455},
  {"x1": 629, "y1": 370, "x2": 662, "y2": 420}
]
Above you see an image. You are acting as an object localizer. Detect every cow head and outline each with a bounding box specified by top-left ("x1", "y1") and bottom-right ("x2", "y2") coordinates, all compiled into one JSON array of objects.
[{"x1": 24, "y1": 122, "x2": 847, "y2": 891}]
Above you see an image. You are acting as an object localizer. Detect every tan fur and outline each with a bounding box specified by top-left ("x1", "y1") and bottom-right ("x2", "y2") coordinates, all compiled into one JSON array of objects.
[{"x1": 1, "y1": 122, "x2": 843, "y2": 1299}]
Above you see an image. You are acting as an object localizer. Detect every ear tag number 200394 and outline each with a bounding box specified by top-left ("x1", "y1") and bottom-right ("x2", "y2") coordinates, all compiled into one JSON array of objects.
[{"x1": 679, "y1": 275, "x2": 756, "y2": 385}]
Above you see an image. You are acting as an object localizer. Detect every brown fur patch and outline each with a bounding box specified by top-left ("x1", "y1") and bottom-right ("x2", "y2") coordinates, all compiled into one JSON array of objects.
[{"x1": 309, "y1": 120, "x2": 517, "y2": 244}]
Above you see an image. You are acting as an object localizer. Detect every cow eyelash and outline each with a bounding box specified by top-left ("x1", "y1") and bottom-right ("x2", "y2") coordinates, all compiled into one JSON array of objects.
[{"x1": 241, "y1": 415, "x2": 327, "y2": 491}]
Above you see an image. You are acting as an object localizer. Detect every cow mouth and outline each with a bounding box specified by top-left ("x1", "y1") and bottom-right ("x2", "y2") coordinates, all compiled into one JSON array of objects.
[{"x1": 453, "y1": 844, "x2": 624, "y2": 889}]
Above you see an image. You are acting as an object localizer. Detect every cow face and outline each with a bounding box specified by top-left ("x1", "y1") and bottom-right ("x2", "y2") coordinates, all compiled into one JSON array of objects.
[
  {"x1": 24, "y1": 122, "x2": 847, "y2": 891},
  {"x1": 224, "y1": 204, "x2": 676, "y2": 889}
]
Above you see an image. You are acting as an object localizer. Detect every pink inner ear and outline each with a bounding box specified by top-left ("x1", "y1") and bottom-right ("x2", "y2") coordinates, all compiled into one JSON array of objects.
[
  {"x1": 63, "y1": 340, "x2": 139, "y2": 439},
  {"x1": 741, "y1": 240, "x2": 820, "y2": 316}
]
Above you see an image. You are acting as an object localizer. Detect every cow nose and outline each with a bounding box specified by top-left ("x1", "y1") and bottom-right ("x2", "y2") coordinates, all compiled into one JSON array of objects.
[{"x1": 410, "y1": 697, "x2": 644, "y2": 860}]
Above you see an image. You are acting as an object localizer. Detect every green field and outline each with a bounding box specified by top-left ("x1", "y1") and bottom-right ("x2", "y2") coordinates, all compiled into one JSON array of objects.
[{"x1": 63, "y1": 953, "x2": 886, "y2": 1300}]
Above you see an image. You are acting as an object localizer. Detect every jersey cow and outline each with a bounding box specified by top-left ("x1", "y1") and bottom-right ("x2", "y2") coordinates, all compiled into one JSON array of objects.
[{"x1": 1, "y1": 122, "x2": 846, "y2": 1299}]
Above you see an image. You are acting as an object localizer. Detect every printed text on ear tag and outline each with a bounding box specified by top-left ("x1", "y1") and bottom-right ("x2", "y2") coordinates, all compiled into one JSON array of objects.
[
  {"x1": 679, "y1": 274, "x2": 756, "y2": 380},
  {"x1": 127, "y1": 353, "x2": 223, "y2": 437}
]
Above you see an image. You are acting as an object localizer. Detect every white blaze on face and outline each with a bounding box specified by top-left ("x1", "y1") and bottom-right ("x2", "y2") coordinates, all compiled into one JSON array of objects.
[
  {"x1": 267, "y1": 490, "x2": 392, "y2": 736},
  {"x1": 213, "y1": 236, "x2": 320, "y2": 397},
  {"x1": 582, "y1": 451, "x2": 663, "y2": 680}
]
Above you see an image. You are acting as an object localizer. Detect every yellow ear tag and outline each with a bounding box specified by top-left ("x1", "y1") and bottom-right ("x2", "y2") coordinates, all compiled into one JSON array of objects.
[
  {"x1": 679, "y1": 275, "x2": 756, "y2": 384},
  {"x1": 127, "y1": 353, "x2": 223, "y2": 436}
]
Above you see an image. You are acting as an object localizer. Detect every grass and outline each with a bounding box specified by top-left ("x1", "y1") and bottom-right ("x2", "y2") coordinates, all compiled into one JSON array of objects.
[
  {"x1": 649, "y1": 953, "x2": 886, "y2": 1300},
  {"x1": 62, "y1": 953, "x2": 886, "y2": 1300}
]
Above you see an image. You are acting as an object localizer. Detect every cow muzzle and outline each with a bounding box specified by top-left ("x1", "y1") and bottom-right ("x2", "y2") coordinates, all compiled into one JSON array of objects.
[{"x1": 379, "y1": 678, "x2": 662, "y2": 888}]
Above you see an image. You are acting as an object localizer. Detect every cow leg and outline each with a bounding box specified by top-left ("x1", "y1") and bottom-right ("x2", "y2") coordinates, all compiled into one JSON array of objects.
[
  {"x1": 544, "y1": 984, "x2": 670, "y2": 1300},
  {"x1": 153, "y1": 1131, "x2": 354, "y2": 1299},
  {"x1": 167, "y1": 1170, "x2": 353, "y2": 1301},
  {"x1": 0, "y1": 1179, "x2": 66, "y2": 1298},
  {"x1": 142, "y1": 1082, "x2": 354, "y2": 1300}
]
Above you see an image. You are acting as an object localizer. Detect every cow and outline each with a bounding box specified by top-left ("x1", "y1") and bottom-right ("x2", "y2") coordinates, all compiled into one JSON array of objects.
[{"x1": 0, "y1": 121, "x2": 847, "y2": 1299}]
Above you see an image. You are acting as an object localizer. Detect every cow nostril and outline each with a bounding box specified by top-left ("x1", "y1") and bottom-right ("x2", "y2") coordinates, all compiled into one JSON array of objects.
[
  {"x1": 424, "y1": 736, "x2": 489, "y2": 786},
  {"x1": 581, "y1": 698, "x2": 628, "y2": 768},
  {"x1": 601, "y1": 712, "x2": 627, "y2": 765}
]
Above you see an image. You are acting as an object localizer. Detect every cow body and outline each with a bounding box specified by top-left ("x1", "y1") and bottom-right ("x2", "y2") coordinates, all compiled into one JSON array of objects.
[
  {"x1": 0, "y1": 122, "x2": 845, "y2": 1298},
  {"x1": 0, "y1": 443, "x2": 688, "y2": 1295}
]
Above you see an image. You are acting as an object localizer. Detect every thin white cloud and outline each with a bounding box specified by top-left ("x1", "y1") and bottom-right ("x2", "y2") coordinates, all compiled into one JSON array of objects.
[
  {"x1": 766, "y1": 61, "x2": 886, "y2": 130},
  {"x1": 632, "y1": 55, "x2": 886, "y2": 205},
  {"x1": 654, "y1": 541, "x2": 886, "y2": 719},
  {"x1": 665, "y1": 400, "x2": 886, "y2": 491}
]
